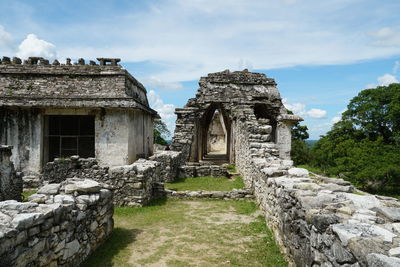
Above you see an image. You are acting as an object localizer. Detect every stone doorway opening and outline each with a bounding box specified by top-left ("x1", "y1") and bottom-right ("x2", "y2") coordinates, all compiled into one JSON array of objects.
[
  {"x1": 43, "y1": 115, "x2": 95, "y2": 163},
  {"x1": 201, "y1": 105, "x2": 231, "y2": 164},
  {"x1": 206, "y1": 110, "x2": 227, "y2": 155}
]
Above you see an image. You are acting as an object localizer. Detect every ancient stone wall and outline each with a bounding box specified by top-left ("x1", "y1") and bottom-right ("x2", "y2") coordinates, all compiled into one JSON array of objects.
[
  {"x1": 178, "y1": 162, "x2": 228, "y2": 178},
  {"x1": 41, "y1": 151, "x2": 184, "y2": 206},
  {"x1": 0, "y1": 178, "x2": 113, "y2": 266},
  {"x1": 234, "y1": 109, "x2": 400, "y2": 266},
  {"x1": 0, "y1": 57, "x2": 150, "y2": 108},
  {"x1": 165, "y1": 188, "x2": 253, "y2": 200},
  {"x1": 0, "y1": 145, "x2": 22, "y2": 201}
]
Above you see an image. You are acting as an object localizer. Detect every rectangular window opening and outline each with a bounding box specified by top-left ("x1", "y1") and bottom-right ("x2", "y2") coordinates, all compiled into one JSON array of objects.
[{"x1": 45, "y1": 115, "x2": 95, "y2": 162}]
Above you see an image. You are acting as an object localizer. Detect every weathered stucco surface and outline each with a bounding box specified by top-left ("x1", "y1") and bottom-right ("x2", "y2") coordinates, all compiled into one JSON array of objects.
[
  {"x1": 0, "y1": 145, "x2": 22, "y2": 201},
  {"x1": 0, "y1": 57, "x2": 157, "y2": 177}
]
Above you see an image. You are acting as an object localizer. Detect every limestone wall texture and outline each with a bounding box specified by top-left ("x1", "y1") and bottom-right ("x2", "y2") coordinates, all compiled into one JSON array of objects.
[
  {"x1": 178, "y1": 162, "x2": 228, "y2": 178},
  {"x1": 0, "y1": 178, "x2": 113, "y2": 267},
  {"x1": 235, "y1": 110, "x2": 400, "y2": 267},
  {"x1": 41, "y1": 151, "x2": 184, "y2": 206},
  {"x1": 0, "y1": 145, "x2": 22, "y2": 201}
]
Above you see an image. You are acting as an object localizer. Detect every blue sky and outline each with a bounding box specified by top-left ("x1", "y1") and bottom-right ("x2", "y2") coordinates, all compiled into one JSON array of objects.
[{"x1": 0, "y1": 0, "x2": 400, "y2": 139}]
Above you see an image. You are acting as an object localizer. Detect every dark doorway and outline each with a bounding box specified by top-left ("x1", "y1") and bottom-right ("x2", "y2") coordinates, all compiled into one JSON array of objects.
[
  {"x1": 198, "y1": 105, "x2": 231, "y2": 164},
  {"x1": 45, "y1": 115, "x2": 95, "y2": 162}
]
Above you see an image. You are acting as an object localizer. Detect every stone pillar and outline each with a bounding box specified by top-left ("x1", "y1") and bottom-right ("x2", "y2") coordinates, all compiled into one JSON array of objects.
[
  {"x1": 0, "y1": 145, "x2": 22, "y2": 201},
  {"x1": 276, "y1": 114, "x2": 303, "y2": 160}
]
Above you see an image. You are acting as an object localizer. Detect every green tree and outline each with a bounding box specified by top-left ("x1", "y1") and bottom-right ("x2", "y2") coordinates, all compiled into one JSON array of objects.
[
  {"x1": 154, "y1": 119, "x2": 170, "y2": 145},
  {"x1": 311, "y1": 83, "x2": 400, "y2": 193},
  {"x1": 291, "y1": 121, "x2": 310, "y2": 165}
]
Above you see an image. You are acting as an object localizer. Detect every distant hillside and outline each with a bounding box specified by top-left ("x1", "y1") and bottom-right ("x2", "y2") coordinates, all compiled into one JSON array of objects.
[{"x1": 305, "y1": 140, "x2": 318, "y2": 147}]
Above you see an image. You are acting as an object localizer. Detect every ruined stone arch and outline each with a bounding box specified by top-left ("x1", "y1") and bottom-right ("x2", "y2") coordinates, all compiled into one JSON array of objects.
[{"x1": 197, "y1": 103, "x2": 231, "y2": 163}]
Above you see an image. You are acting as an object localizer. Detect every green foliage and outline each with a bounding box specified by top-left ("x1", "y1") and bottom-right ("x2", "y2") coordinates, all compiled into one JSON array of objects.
[
  {"x1": 21, "y1": 190, "x2": 37, "y2": 202},
  {"x1": 311, "y1": 84, "x2": 400, "y2": 193},
  {"x1": 291, "y1": 121, "x2": 311, "y2": 165},
  {"x1": 226, "y1": 164, "x2": 237, "y2": 173},
  {"x1": 153, "y1": 119, "x2": 170, "y2": 145},
  {"x1": 165, "y1": 176, "x2": 245, "y2": 191}
]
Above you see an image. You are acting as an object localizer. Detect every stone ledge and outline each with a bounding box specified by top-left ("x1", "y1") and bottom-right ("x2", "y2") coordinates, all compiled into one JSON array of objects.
[{"x1": 165, "y1": 188, "x2": 254, "y2": 200}]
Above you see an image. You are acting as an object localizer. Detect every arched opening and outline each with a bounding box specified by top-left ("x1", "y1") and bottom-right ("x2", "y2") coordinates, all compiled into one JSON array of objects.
[
  {"x1": 253, "y1": 103, "x2": 278, "y2": 142},
  {"x1": 198, "y1": 104, "x2": 231, "y2": 164},
  {"x1": 206, "y1": 110, "x2": 227, "y2": 155}
]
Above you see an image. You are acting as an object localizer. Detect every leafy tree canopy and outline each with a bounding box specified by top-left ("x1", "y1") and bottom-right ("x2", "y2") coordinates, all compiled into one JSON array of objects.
[
  {"x1": 311, "y1": 83, "x2": 400, "y2": 193},
  {"x1": 154, "y1": 119, "x2": 170, "y2": 145}
]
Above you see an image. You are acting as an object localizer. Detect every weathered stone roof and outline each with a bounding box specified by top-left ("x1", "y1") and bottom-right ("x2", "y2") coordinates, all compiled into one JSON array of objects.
[
  {"x1": 0, "y1": 57, "x2": 158, "y2": 115},
  {"x1": 202, "y1": 69, "x2": 277, "y2": 85}
]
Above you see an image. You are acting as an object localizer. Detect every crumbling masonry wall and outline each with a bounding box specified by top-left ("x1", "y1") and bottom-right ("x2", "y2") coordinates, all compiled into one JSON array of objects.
[
  {"x1": 40, "y1": 151, "x2": 184, "y2": 206},
  {"x1": 234, "y1": 103, "x2": 400, "y2": 266},
  {"x1": 172, "y1": 70, "x2": 299, "y2": 165},
  {"x1": 172, "y1": 69, "x2": 400, "y2": 266},
  {"x1": 0, "y1": 178, "x2": 113, "y2": 266},
  {"x1": 0, "y1": 145, "x2": 22, "y2": 201}
]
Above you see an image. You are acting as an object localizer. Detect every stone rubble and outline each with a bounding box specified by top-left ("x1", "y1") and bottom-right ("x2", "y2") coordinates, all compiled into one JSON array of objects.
[
  {"x1": 40, "y1": 151, "x2": 185, "y2": 206},
  {"x1": 234, "y1": 103, "x2": 400, "y2": 266},
  {"x1": 165, "y1": 188, "x2": 254, "y2": 200},
  {"x1": 0, "y1": 178, "x2": 113, "y2": 266}
]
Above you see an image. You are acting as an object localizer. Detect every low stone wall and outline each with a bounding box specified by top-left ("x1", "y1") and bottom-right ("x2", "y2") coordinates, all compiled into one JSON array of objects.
[
  {"x1": 234, "y1": 113, "x2": 400, "y2": 266},
  {"x1": 0, "y1": 178, "x2": 113, "y2": 266},
  {"x1": 179, "y1": 162, "x2": 228, "y2": 178},
  {"x1": 0, "y1": 145, "x2": 22, "y2": 201},
  {"x1": 165, "y1": 188, "x2": 253, "y2": 200},
  {"x1": 40, "y1": 151, "x2": 184, "y2": 206},
  {"x1": 149, "y1": 151, "x2": 184, "y2": 183}
]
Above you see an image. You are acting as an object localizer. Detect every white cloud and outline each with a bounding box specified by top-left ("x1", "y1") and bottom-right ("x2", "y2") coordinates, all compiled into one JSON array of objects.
[
  {"x1": 378, "y1": 74, "x2": 398, "y2": 86},
  {"x1": 369, "y1": 27, "x2": 400, "y2": 47},
  {"x1": 306, "y1": 108, "x2": 327, "y2": 119},
  {"x1": 144, "y1": 76, "x2": 183, "y2": 91},
  {"x1": 148, "y1": 90, "x2": 176, "y2": 135},
  {"x1": 331, "y1": 116, "x2": 341, "y2": 124},
  {"x1": 283, "y1": 99, "x2": 327, "y2": 119},
  {"x1": 282, "y1": 0, "x2": 298, "y2": 4},
  {"x1": 393, "y1": 61, "x2": 400, "y2": 74},
  {"x1": 0, "y1": 25, "x2": 12, "y2": 47},
  {"x1": 365, "y1": 73, "x2": 399, "y2": 89},
  {"x1": 16, "y1": 34, "x2": 57, "y2": 60},
  {"x1": 47, "y1": 0, "x2": 400, "y2": 82}
]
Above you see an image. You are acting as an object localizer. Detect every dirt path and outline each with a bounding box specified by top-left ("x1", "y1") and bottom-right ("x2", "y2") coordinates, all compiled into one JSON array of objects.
[{"x1": 83, "y1": 199, "x2": 287, "y2": 267}]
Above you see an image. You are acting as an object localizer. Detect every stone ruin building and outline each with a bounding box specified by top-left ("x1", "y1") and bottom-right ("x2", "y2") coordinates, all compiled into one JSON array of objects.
[
  {"x1": 172, "y1": 69, "x2": 301, "y2": 176},
  {"x1": 2, "y1": 60, "x2": 400, "y2": 266},
  {"x1": 0, "y1": 56, "x2": 157, "y2": 184}
]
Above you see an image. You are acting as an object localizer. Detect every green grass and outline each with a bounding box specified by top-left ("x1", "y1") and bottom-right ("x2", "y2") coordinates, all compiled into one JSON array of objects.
[
  {"x1": 226, "y1": 164, "x2": 237, "y2": 173},
  {"x1": 352, "y1": 190, "x2": 368, "y2": 196},
  {"x1": 82, "y1": 198, "x2": 287, "y2": 267},
  {"x1": 165, "y1": 176, "x2": 245, "y2": 191},
  {"x1": 21, "y1": 190, "x2": 37, "y2": 202}
]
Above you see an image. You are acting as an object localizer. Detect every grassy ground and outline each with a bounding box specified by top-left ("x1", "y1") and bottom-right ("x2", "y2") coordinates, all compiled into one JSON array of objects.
[
  {"x1": 82, "y1": 199, "x2": 287, "y2": 267},
  {"x1": 165, "y1": 176, "x2": 245, "y2": 192},
  {"x1": 226, "y1": 164, "x2": 237, "y2": 173}
]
